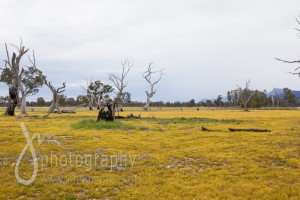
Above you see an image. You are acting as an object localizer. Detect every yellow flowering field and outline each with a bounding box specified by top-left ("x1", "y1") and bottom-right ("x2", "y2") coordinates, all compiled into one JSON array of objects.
[{"x1": 0, "y1": 107, "x2": 300, "y2": 199}]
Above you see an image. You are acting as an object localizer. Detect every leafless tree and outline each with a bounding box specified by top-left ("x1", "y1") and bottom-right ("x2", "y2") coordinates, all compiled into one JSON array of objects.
[
  {"x1": 142, "y1": 62, "x2": 165, "y2": 111},
  {"x1": 237, "y1": 79, "x2": 255, "y2": 111},
  {"x1": 44, "y1": 80, "x2": 66, "y2": 114},
  {"x1": 276, "y1": 17, "x2": 300, "y2": 76},
  {"x1": 108, "y1": 58, "x2": 133, "y2": 111}
]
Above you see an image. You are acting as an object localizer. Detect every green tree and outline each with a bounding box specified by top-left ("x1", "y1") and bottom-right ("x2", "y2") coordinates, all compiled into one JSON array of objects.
[
  {"x1": 214, "y1": 95, "x2": 223, "y2": 107},
  {"x1": 283, "y1": 88, "x2": 297, "y2": 107},
  {"x1": 36, "y1": 97, "x2": 46, "y2": 106},
  {"x1": 188, "y1": 99, "x2": 196, "y2": 107},
  {"x1": 1, "y1": 46, "x2": 45, "y2": 115},
  {"x1": 121, "y1": 92, "x2": 131, "y2": 106}
]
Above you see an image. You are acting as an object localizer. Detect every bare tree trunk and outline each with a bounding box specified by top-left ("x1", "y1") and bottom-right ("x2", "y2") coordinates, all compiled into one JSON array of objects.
[
  {"x1": 48, "y1": 93, "x2": 56, "y2": 113},
  {"x1": 21, "y1": 93, "x2": 27, "y2": 115},
  {"x1": 144, "y1": 83, "x2": 155, "y2": 111},
  {"x1": 144, "y1": 93, "x2": 151, "y2": 111},
  {"x1": 88, "y1": 100, "x2": 93, "y2": 110},
  {"x1": 243, "y1": 103, "x2": 248, "y2": 111},
  {"x1": 45, "y1": 81, "x2": 65, "y2": 114},
  {"x1": 55, "y1": 101, "x2": 61, "y2": 114},
  {"x1": 48, "y1": 102, "x2": 55, "y2": 113}
]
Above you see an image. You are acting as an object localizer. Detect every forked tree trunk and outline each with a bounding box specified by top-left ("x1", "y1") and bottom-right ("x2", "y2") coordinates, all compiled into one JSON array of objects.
[
  {"x1": 48, "y1": 94, "x2": 61, "y2": 113},
  {"x1": 45, "y1": 81, "x2": 65, "y2": 114},
  {"x1": 144, "y1": 89, "x2": 154, "y2": 111}
]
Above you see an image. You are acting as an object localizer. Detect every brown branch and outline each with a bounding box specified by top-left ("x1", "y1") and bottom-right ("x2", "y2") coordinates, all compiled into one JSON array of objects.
[
  {"x1": 4, "y1": 43, "x2": 11, "y2": 67},
  {"x1": 109, "y1": 58, "x2": 132, "y2": 96},
  {"x1": 275, "y1": 58, "x2": 300, "y2": 64},
  {"x1": 57, "y1": 82, "x2": 66, "y2": 93},
  {"x1": 228, "y1": 128, "x2": 271, "y2": 132}
]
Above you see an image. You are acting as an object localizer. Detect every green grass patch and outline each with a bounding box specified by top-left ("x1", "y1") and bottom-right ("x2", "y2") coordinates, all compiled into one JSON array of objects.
[
  {"x1": 71, "y1": 119, "x2": 135, "y2": 130},
  {"x1": 154, "y1": 117, "x2": 242, "y2": 124}
]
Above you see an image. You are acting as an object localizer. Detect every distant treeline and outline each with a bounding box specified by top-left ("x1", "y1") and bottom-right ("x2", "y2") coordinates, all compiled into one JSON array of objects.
[{"x1": 1, "y1": 87, "x2": 299, "y2": 108}]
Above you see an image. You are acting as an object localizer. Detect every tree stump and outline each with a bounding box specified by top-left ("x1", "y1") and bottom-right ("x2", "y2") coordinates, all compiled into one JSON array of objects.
[{"x1": 97, "y1": 101, "x2": 114, "y2": 121}]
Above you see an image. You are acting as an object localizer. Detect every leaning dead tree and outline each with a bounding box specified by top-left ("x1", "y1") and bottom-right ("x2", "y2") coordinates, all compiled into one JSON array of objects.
[
  {"x1": 142, "y1": 62, "x2": 165, "y2": 111},
  {"x1": 1, "y1": 41, "x2": 29, "y2": 116},
  {"x1": 237, "y1": 80, "x2": 255, "y2": 111},
  {"x1": 44, "y1": 80, "x2": 66, "y2": 114},
  {"x1": 108, "y1": 58, "x2": 133, "y2": 111},
  {"x1": 276, "y1": 18, "x2": 300, "y2": 76}
]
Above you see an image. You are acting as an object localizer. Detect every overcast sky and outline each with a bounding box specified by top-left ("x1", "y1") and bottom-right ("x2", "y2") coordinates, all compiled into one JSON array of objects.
[{"x1": 0, "y1": 0, "x2": 300, "y2": 102}]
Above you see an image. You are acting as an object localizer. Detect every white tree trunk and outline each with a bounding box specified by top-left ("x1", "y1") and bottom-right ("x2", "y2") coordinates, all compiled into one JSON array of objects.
[
  {"x1": 144, "y1": 96, "x2": 150, "y2": 111},
  {"x1": 21, "y1": 94, "x2": 27, "y2": 115},
  {"x1": 48, "y1": 101, "x2": 55, "y2": 113},
  {"x1": 144, "y1": 89, "x2": 154, "y2": 111}
]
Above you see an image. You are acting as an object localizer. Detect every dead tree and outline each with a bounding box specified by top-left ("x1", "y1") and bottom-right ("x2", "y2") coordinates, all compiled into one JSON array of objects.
[
  {"x1": 228, "y1": 128, "x2": 271, "y2": 132},
  {"x1": 237, "y1": 80, "x2": 255, "y2": 111},
  {"x1": 108, "y1": 58, "x2": 133, "y2": 112},
  {"x1": 142, "y1": 62, "x2": 165, "y2": 111},
  {"x1": 44, "y1": 80, "x2": 66, "y2": 114},
  {"x1": 276, "y1": 17, "x2": 300, "y2": 76},
  {"x1": 1, "y1": 41, "x2": 29, "y2": 116},
  {"x1": 60, "y1": 103, "x2": 86, "y2": 113}
]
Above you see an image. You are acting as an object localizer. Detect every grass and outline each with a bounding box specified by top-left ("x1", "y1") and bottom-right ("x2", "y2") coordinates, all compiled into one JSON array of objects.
[
  {"x1": 153, "y1": 117, "x2": 243, "y2": 124},
  {"x1": 0, "y1": 107, "x2": 300, "y2": 199},
  {"x1": 71, "y1": 119, "x2": 135, "y2": 130}
]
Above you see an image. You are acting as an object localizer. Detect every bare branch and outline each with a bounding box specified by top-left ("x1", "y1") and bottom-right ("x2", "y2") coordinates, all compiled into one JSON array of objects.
[
  {"x1": 296, "y1": 17, "x2": 300, "y2": 25},
  {"x1": 275, "y1": 58, "x2": 300, "y2": 64},
  {"x1": 108, "y1": 58, "x2": 133, "y2": 96},
  {"x1": 4, "y1": 43, "x2": 11, "y2": 67},
  {"x1": 57, "y1": 82, "x2": 66, "y2": 93},
  {"x1": 9, "y1": 43, "x2": 20, "y2": 52},
  {"x1": 288, "y1": 72, "x2": 300, "y2": 77},
  {"x1": 28, "y1": 50, "x2": 36, "y2": 68}
]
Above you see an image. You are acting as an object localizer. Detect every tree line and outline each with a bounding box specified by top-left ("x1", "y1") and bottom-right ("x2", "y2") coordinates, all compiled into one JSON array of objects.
[
  {"x1": 0, "y1": 85, "x2": 298, "y2": 109},
  {"x1": 0, "y1": 39, "x2": 165, "y2": 116}
]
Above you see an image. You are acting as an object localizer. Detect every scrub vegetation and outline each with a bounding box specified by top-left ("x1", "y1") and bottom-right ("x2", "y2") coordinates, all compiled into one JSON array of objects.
[{"x1": 0, "y1": 107, "x2": 300, "y2": 199}]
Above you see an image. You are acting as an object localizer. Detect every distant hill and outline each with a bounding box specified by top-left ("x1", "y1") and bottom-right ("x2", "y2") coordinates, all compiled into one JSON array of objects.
[{"x1": 268, "y1": 88, "x2": 300, "y2": 100}]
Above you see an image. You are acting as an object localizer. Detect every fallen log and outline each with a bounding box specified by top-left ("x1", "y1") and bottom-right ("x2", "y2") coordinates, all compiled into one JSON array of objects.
[
  {"x1": 114, "y1": 113, "x2": 141, "y2": 119},
  {"x1": 228, "y1": 128, "x2": 271, "y2": 132},
  {"x1": 201, "y1": 126, "x2": 212, "y2": 131},
  {"x1": 57, "y1": 103, "x2": 87, "y2": 114}
]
